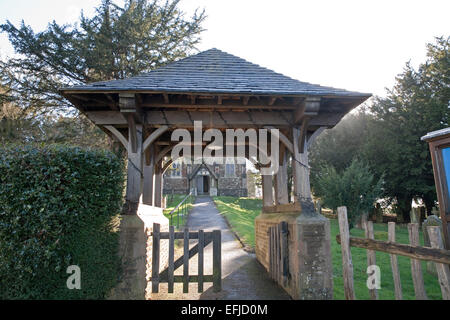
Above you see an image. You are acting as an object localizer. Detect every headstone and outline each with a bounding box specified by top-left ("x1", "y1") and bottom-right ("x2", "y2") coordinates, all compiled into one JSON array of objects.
[
  {"x1": 422, "y1": 215, "x2": 443, "y2": 276},
  {"x1": 410, "y1": 207, "x2": 421, "y2": 226}
]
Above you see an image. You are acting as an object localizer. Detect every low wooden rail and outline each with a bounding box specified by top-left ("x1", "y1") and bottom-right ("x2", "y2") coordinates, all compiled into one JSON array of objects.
[{"x1": 337, "y1": 206, "x2": 450, "y2": 300}]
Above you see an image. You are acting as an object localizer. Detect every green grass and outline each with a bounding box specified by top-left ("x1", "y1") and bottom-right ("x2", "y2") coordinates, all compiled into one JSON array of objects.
[
  {"x1": 163, "y1": 194, "x2": 194, "y2": 228},
  {"x1": 213, "y1": 196, "x2": 443, "y2": 300}
]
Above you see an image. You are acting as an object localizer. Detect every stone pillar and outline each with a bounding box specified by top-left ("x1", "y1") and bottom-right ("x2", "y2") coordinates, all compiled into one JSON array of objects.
[
  {"x1": 143, "y1": 144, "x2": 155, "y2": 206},
  {"x1": 108, "y1": 205, "x2": 170, "y2": 300},
  {"x1": 291, "y1": 126, "x2": 333, "y2": 299}
]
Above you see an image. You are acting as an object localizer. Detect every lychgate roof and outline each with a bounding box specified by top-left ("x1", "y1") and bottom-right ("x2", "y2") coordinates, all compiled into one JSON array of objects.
[{"x1": 63, "y1": 48, "x2": 370, "y2": 98}]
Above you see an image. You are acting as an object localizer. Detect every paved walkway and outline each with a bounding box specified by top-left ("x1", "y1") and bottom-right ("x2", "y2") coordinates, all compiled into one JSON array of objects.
[{"x1": 150, "y1": 196, "x2": 290, "y2": 300}]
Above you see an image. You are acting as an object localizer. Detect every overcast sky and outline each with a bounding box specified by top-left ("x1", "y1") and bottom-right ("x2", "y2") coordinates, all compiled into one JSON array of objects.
[{"x1": 0, "y1": 0, "x2": 449, "y2": 98}]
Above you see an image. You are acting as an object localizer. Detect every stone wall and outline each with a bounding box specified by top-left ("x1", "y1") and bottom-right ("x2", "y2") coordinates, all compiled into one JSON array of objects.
[
  {"x1": 163, "y1": 176, "x2": 189, "y2": 195},
  {"x1": 108, "y1": 204, "x2": 169, "y2": 300},
  {"x1": 138, "y1": 206, "x2": 170, "y2": 299},
  {"x1": 255, "y1": 211, "x2": 333, "y2": 300}
]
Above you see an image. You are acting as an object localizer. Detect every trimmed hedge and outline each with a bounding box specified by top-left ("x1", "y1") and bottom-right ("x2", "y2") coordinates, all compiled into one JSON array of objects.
[{"x1": 0, "y1": 145, "x2": 125, "y2": 299}]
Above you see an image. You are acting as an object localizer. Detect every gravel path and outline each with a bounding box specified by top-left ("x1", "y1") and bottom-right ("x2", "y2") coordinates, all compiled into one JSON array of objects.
[{"x1": 150, "y1": 196, "x2": 290, "y2": 300}]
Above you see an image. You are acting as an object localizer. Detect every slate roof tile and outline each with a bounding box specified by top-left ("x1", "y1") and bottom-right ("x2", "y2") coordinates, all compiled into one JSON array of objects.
[{"x1": 62, "y1": 48, "x2": 371, "y2": 97}]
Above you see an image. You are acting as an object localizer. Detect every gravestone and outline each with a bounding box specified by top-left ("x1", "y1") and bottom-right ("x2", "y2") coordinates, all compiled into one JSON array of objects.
[
  {"x1": 422, "y1": 215, "x2": 443, "y2": 275},
  {"x1": 410, "y1": 207, "x2": 422, "y2": 226}
]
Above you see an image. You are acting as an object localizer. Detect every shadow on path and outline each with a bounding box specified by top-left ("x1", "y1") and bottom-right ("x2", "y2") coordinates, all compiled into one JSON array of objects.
[{"x1": 150, "y1": 196, "x2": 290, "y2": 300}]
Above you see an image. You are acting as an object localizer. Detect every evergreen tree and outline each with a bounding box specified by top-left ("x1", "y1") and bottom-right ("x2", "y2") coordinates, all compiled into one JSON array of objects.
[
  {"x1": 0, "y1": 0, "x2": 206, "y2": 117},
  {"x1": 363, "y1": 36, "x2": 449, "y2": 220}
]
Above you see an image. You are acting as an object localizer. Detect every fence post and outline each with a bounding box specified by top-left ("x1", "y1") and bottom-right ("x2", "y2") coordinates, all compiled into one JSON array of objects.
[
  {"x1": 151, "y1": 223, "x2": 160, "y2": 293},
  {"x1": 168, "y1": 225, "x2": 175, "y2": 293},
  {"x1": 213, "y1": 230, "x2": 222, "y2": 292},
  {"x1": 364, "y1": 220, "x2": 378, "y2": 300},
  {"x1": 388, "y1": 222, "x2": 403, "y2": 300},
  {"x1": 198, "y1": 229, "x2": 204, "y2": 293},
  {"x1": 183, "y1": 227, "x2": 190, "y2": 293},
  {"x1": 337, "y1": 206, "x2": 356, "y2": 300},
  {"x1": 428, "y1": 226, "x2": 450, "y2": 300},
  {"x1": 408, "y1": 223, "x2": 428, "y2": 300}
]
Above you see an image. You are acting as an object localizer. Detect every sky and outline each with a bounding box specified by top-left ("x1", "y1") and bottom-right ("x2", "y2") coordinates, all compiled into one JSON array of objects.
[{"x1": 0, "y1": 0, "x2": 449, "y2": 98}]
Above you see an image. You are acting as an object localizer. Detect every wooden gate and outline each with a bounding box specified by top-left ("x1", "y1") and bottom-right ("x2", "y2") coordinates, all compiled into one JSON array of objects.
[
  {"x1": 268, "y1": 221, "x2": 289, "y2": 286},
  {"x1": 151, "y1": 223, "x2": 222, "y2": 293}
]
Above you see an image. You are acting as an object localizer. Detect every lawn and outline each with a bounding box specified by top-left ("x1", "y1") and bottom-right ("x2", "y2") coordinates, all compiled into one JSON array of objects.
[
  {"x1": 213, "y1": 196, "x2": 443, "y2": 300},
  {"x1": 163, "y1": 194, "x2": 194, "y2": 228}
]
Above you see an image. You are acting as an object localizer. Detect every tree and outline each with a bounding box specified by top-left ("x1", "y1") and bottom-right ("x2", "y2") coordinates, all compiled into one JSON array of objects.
[
  {"x1": 0, "y1": 0, "x2": 206, "y2": 117},
  {"x1": 309, "y1": 109, "x2": 372, "y2": 195},
  {"x1": 315, "y1": 159, "x2": 383, "y2": 229},
  {"x1": 363, "y1": 36, "x2": 449, "y2": 220}
]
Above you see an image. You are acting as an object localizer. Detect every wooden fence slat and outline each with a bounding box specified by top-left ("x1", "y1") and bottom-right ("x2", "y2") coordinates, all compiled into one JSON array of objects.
[
  {"x1": 269, "y1": 227, "x2": 274, "y2": 279},
  {"x1": 198, "y1": 229, "x2": 204, "y2": 293},
  {"x1": 428, "y1": 226, "x2": 450, "y2": 300},
  {"x1": 364, "y1": 220, "x2": 378, "y2": 300},
  {"x1": 388, "y1": 222, "x2": 403, "y2": 300},
  {"x1": 408, "y1": 223, "x2": 428, "y2": 300},
  {"x1": 275, "y1": 224, "x2": 280, "y2": 283},
  {"x1": 280, "y1": 221, "x2": 289, "y2": 286},
  {"x1": 337, "y1": 206, "x2": 356, "y2": 300},
  {"x1": 168, "y1": 225, "x2": 174, "y2": 293},
  {"x1": 183, "y1": 228, "x2": 189, "y2": 293},
  {"x1": 151, "y1": 223, "x2": 160, "y2": 293},
  {"x1": 213, "y1": 230, "x2": 222, "y2": 292}
]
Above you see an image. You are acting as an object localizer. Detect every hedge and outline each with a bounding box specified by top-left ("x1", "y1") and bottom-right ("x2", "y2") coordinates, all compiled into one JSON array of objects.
[{"x1": 0, "y1": 145, "x2": 125, "y2": 299}]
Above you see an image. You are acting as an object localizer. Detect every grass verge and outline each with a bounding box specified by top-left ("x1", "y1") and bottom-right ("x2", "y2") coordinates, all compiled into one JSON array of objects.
[{"x1": 212, "y1": 196, "x2": 443, "y2": 300}]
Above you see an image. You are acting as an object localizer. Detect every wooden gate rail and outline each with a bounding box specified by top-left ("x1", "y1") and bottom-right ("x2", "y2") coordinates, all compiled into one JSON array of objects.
[
  {"x1": 151, "y1": 223, "x2": 221, "y2": 294},
  {"x1": 268, "y1": 221, "x2": 289, "y2": 286},
  {"x1": 337, "y1": 206, "x2": 450, "y2": 300}
]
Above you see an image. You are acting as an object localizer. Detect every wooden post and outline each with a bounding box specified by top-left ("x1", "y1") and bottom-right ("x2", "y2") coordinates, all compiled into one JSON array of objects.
[
  {"x1": 292, "y1": 127, "x2": 312, "y2": 206},
  {"x1": 364, "y1": 220, "x2": 378, "y2": 300},
  {"x1": 388, "y1": 222, "x2": 403, "y2": 300},
  {"x1": 262, "y1": 174, "x2": 274, "y2": 208},
  {"x1": 428, "y1": 226, "x2": 450, "y2": 300},
  {"x1": 408, "y1": 223, "x2": 428, "y2": 300},
  {"x1": 143, "y1": 144, "x2": 155, "y2": 205},
  {"x1": 212, "y1": 230, "x2": 222, "y2": 292},
  {"x1": 168, "y1": 226, "x2": 175, "y2": 293},
  {"x1": 337, "y1": 206, "x2": 355, "y2": 300},
  {"x1": 275, "y1": 150, "x2": 289, "y2": 205},
  {"x1": 125, "y1": 123, "x2": 143, "y2": 209},
  {"x1": 198, "y1": 230, "x2": 204, "y2": 293},
  {"x1": 154, "y1": 163, "x2": 163, "y2": 208},
  {"x1": 151, "y1": 223, "x2": 160, "y2": 293},
  {"x1": 183, "y1": 228, "x2": 189, "y2": 293}
]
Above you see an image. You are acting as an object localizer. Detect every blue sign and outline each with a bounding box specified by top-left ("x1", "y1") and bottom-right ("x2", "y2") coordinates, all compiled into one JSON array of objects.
[{"x1": 443, "y1": 147, "x2": 450, "y2": 201}]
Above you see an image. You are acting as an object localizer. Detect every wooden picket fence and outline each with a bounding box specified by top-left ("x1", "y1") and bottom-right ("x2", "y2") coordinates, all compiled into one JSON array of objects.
[{"x1": 337, "y1": 206, "x2": 450, "y2": 300}]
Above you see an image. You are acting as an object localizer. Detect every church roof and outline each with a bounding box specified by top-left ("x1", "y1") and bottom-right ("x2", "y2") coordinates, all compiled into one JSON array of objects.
[{"x1": 62, "y1": 48, "x2": 371, "y2": 98}]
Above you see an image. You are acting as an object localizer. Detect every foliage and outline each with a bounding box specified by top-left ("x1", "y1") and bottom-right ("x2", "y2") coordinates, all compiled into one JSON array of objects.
[
  {"x1": 246, "y1": 170, "x2": 262, "y2": 198},
  {"x1": 315, "y1": 159, "x2": 383, "y2": 229},
  {"x1": 213, "y1": 197, "x2": 442, "y2": 300},
  {"x1": 0, "y1": 145, "x2": 125, "y2": 299},
  {"x1": 310, "y1": 36, "x2": 449, "y2": 221},
  {"x1": 310, "y1": 110, "x2": 372, "y2": 194},
  {"x1": 363, "y1": 36, "x2": 449, "y2": 220},
  {"x1": 0, "y1": 0, "x2": 205, "y2": 116}
]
